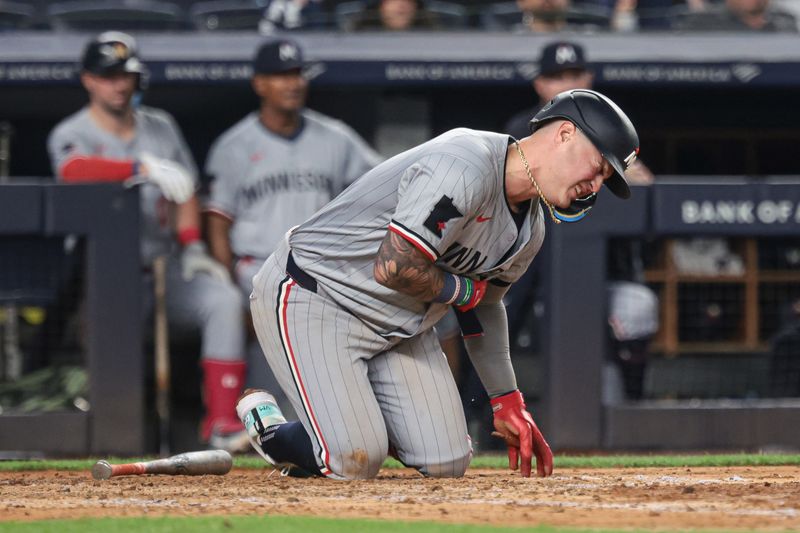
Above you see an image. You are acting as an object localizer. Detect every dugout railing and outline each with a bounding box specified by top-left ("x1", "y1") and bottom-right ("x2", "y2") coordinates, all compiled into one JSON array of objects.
[{"x1": 0, "y1": 183, "x2": 143, "y2": 456}]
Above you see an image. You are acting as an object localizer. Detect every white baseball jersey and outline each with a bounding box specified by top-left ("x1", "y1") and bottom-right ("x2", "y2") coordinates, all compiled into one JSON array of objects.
[
  {"x1": 289, "y1": 128, "x2": 546, "y2": 338},
  {"x1": 205, "y1": 109, "x2": 381, "y2": 261},
  {"x1": 47, "y1": 106, "x2": 199, "y2": 265}
]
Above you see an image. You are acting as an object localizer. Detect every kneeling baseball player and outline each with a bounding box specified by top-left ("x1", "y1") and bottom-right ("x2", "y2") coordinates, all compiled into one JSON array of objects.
[{"x1": 237, "y1": 89, "x2": 640, "y2": 479}]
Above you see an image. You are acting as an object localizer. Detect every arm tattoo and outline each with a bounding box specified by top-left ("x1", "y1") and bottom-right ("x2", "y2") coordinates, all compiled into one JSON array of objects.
[{"x1": 374, "y1": 230, "x2": 444, "y2": 301}]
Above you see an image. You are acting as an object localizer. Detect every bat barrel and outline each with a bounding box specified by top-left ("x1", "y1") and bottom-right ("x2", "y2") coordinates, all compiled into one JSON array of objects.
[
  {"x1": 153, "y1": 450, "x2": 233, "y2": 475},
  {"x1": 91, "y1": 450, "x2": 233, "y2": 479}
]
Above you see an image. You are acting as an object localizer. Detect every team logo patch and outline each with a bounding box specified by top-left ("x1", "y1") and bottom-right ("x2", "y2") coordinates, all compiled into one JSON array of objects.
[
  {"x1": 424, "y1": 195, "x2": 462, "y2": 238},
  {"x1": 624, "y1": 147, "x2": 640, "y2": 168},
  {"x1": 555, "y1": 45, "x2": 577, "y2": 65},
  {"x1": 279, "y1": 43, "x2": 299, "y2": 62},
  {"x1": 112, "y1": 42, "x2": 130, "y2": 60},
  {"x1": 99, "y1": 42, "x2": 130, "y2": 62}
]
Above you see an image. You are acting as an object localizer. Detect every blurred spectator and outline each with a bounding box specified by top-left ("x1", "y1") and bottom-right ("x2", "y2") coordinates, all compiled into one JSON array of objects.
[
  {"x1": 609, "y1": 0, "x2": 640, "y2": 30},
  {"x1": 675, "y1": 0, "x2": 798, "y2": 31},
  {"x1": 259, "y1": 0, "x2": 330, "y2": 32},
  {"x1": 514, "y1": 0, "x2": 575, "y2": 31},
  {"x1": 348, "y1": 0, "x2": 441, "y2": 30},
  {"x1": 595, "y1": 0, "x2": 702, "y2": 31},
  {"x1": 481, "y1": 0, "x2": 613, "y2": 31}
]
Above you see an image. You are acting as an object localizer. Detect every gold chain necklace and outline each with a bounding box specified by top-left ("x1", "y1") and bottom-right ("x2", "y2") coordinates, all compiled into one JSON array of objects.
[{"x1": 513, "y1": 140, "x2": 560, "y2": 225}]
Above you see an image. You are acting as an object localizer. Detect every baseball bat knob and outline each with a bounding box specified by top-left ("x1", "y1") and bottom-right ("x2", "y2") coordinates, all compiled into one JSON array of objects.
[{"x1": 91, "y1": 460, "x2": 113, "y2": 480}]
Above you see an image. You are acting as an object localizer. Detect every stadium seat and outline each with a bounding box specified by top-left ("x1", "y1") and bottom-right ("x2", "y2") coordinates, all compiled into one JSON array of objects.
[
  {"x1": 189, "y1": 0, "x2": 266, "y2": 31},
  {"x1": 336, "y1": 0, "x2": 469, "y2": 30},
  {"x1": 0, "y1": 1, "x2": 36, "y2": 30},
  {"x1": 47, "y1": 0, "x2": 188, "y2": 31},
  {"x1": 478, "y1": 0, "x2": 612, "y2": 30},
  {"x1": 426, "y1": 0, "x2": 470, "y2": 28}
]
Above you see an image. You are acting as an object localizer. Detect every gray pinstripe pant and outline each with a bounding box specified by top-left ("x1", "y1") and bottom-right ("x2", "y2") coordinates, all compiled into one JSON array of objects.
[{"x1": 250, "y1": 242, "x2": 472, "y2": 480}]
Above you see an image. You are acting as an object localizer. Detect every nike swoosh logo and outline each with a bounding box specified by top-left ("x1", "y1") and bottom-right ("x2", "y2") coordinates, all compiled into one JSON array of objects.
[{"x1": 476, "y1": 215, "x2": 492, "y2": 222}]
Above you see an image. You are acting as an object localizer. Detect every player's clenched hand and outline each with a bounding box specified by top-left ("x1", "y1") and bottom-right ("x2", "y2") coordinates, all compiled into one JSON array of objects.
[
  {"x1": 137, "y1": 152, "x2": 195, "y2": 204},
  {"x1": 490, "y1": 390, "x2": 553, "y2": 478},
  {"x1": 181, "y1": 242, "x2": 231, "y2": 283}
]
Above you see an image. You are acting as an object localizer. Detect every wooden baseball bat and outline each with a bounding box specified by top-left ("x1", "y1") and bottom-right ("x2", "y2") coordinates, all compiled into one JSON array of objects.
[
  {"x1": 152, "y1": 255, "x2": 170, "y2": 456},
  {"x1": 91, "y1": 450, "x2": 232, "y2": 480}
]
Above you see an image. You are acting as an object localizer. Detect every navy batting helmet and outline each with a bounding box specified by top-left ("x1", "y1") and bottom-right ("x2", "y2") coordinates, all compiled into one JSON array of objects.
[
  {"x1": 530, "y1": 89, "x2": 639, "y2": 200},
  {"x1": 81, "y1": 31, "x2": 145, "y2": 77}
]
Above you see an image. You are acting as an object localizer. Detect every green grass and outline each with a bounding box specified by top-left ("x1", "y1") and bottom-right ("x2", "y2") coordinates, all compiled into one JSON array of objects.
[
  {"x1": 2, "y1": 453, "x2": 800, "y2": 472},
  {"x1": 0, "y1": 515, "x2": 534, "y2": 532},
  {"x1": 0, "y1": 515, "x2": 763, "y2": 533}
]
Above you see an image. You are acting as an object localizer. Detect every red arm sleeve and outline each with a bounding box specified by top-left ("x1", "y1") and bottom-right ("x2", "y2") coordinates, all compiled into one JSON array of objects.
[{"x1": 60, "y1": 156, "x2": 137, "y2": 183}]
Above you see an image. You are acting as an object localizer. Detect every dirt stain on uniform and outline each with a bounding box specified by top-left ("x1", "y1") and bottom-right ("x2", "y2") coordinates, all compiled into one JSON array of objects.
[{"x1": 342, "y1": 448, "x2": 370, "y2": 479}]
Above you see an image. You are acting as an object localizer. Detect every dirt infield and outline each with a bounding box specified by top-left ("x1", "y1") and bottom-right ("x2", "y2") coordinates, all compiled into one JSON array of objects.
[{"x1": 1, "y1": 466, "x2": 799, "y2": 529}]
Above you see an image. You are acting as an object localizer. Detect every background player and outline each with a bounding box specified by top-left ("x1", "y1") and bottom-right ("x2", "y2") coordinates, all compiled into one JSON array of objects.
[
  {"x1": 205, "y1": 37, "x2": 381, "y2": 301},
  {"x1": 47, "y1": 31, "x2": 249, "y2": 452},
  {"x1": 204, "y1": 38, "x2": 381, "y2": 402},
  {"x1": 236, "y1": 89, "x2": 640, "y2": 479},
  {"x1": 506, "y1": 41, "x2": 652, "y2": 183}
]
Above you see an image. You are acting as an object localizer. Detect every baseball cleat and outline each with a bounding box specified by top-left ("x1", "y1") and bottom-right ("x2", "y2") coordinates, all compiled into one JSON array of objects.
[{"x1": 236, "y1": 388, "x2": 288, "y2": 467}]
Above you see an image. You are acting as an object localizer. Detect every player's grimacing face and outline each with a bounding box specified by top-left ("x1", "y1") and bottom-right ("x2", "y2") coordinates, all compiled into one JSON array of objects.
[
  {"x1": 548, "y1": 125, "x2": 612, "y2": 208},
  {"x1": 254, "y1": 70, "x2": 308, "y2": 113},
  {"x1": 82, "y1": 71, "x2": 138, "y2": 114}
]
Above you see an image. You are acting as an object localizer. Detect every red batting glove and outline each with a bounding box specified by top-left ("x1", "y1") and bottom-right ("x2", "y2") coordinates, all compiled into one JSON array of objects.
[
  {"x1": 490, "y1": 390, "x2": 553, "y2": 478},
  {"x1": 454, "y1": 278, "x2": 488, "y2": 312}
]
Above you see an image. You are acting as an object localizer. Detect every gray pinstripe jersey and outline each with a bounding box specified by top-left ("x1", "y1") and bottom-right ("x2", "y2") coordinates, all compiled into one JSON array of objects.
[
  {"x1": 205, "y1": 109, "x2": 381, "y2": 260},
  {"x1": 289, "y1": 128, "x2": 545, "y2": 338},
  {"x1": 47, "y1": 106, "x2": 199, "y2": 265}
]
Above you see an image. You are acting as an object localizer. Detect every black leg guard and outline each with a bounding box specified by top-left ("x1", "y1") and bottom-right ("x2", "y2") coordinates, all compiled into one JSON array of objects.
[{"x1": 260, "y1": 421, "x2": 323, "y2": 477}]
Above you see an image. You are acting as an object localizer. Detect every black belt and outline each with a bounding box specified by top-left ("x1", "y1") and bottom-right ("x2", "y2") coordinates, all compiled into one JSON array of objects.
[
  {"x1": 286, "y1": 251, "x2": 317, "y2": 293},
  {"x1": 287, "y1": 250, "x2": 482, "y2": 337}
]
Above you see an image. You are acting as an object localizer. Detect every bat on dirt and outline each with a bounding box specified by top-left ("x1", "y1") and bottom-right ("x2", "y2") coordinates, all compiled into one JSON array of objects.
[
  {"x1": 91, "y1": 450, "x2": 233, "y2": 480},
  {"x1": 152, "y1": 255, "x2": 170, "y2": 456}
]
